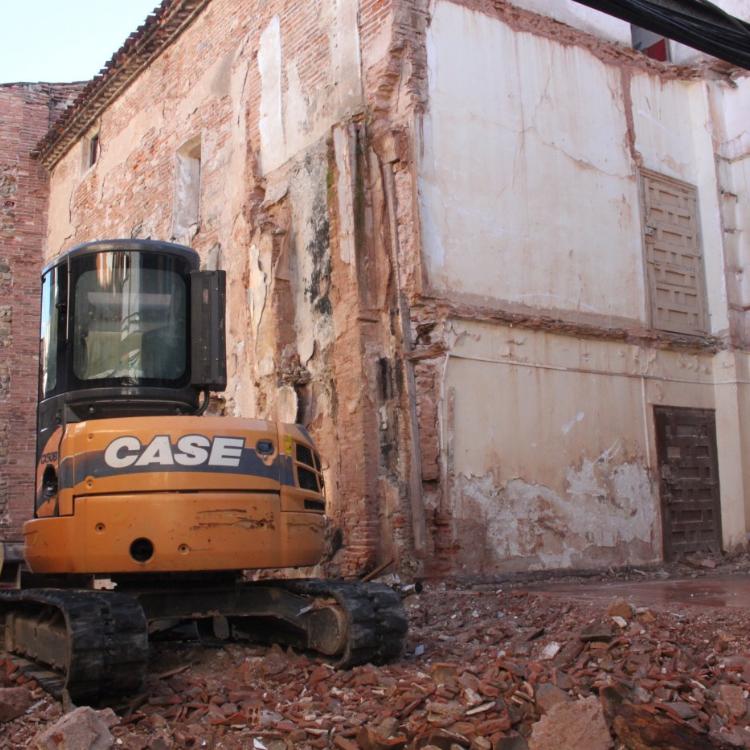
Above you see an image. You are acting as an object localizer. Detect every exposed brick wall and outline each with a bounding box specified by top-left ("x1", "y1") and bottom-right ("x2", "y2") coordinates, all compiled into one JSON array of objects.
[
  {"x1": 26, "y1": 1, "x2": 743, "y2": 578},
  {"x1": 40, "y1": 0, "x2": 428, "y2": 576},
  {"x1": 39, "y1": 0, "x2": 383, "y2": 574},
  {"x1": 360, "y1": 0, "x2": 429, "y2": 129},
  {"x1": 0, "y1": 83, "x2": 81, "y2": 539},
  {"x1": 47, "y1": 0, "x2": 360, "y2": 251}
]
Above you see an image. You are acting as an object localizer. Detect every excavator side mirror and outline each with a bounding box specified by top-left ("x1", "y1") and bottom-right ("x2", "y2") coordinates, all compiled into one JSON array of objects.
[{"x1": 190, "y1": 270, "x2": 227, "y2": 392}]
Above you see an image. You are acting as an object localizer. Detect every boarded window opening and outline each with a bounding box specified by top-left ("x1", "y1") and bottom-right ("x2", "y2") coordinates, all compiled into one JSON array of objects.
[
  {"x1": 631, "y1": 25, "x2": 670, "y2": 61},
  {"x1": 641, "y1": 170, "x2": 707, "y2": 335},
  {"x1": 172, "y1": 136, "x2": 201, "y2": 245}
]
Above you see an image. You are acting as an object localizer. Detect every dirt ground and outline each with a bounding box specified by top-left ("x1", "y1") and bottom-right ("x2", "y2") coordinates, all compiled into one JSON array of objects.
[{"x1": 4, "y1": 555, "x2": 750, "y2": 749}]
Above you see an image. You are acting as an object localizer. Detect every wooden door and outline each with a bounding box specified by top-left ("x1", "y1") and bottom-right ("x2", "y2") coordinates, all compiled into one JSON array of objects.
[{"x1": 655, "y1": 406, "x2": 722, "y2": 561}]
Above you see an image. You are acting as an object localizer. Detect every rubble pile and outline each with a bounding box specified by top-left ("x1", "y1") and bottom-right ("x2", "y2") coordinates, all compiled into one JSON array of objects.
[{"x1": 2, "y1": 581, "x2": 750, "y2": 749}]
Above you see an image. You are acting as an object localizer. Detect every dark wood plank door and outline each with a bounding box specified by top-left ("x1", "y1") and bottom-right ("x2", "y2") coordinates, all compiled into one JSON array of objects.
[{"x1": 654, "y1": 406, "x2": 722, "y2": 561}]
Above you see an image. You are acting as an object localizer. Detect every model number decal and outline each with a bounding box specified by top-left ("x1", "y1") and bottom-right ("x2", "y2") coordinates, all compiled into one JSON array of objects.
[{"x1": 103, "y1": 435, "x2": 245, "y2": 469}]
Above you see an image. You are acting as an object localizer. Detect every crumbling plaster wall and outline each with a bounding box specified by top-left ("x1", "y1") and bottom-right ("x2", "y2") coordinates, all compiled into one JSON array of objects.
[
  {"x1": 44, "y1": 0, "x2": 427, "y2": 574},
  {"x1": 416, "y1": 323, "x2": 750, "y2": 575},
  {"x1": 442, "y1": 322, "x2": 693, "y2": 572},
  {"x1": 420, "y1": 0, "x2": 731, "y2": 334},
  {"x1": 413, "y1": 0, "x2": 750, "y2": 574},
  {"x1": 710, "y1": 75, "x2": 750, "y2": 346}
]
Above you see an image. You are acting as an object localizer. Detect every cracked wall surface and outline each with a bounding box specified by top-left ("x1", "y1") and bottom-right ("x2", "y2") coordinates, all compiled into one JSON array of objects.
[
  {"x1": 440, "y1": 321, "x2": 688, "y2": 572},
  {"x1": 33, "y1": 0, "x2": 750, "y2": 576},
  {"x1": 421, "y1": 3, "x2": 642, "y2": 320},
  {"x1": 419, "y1": 0, "x2": 734, "y2": 333},
  {"x1": 413, "y1": 0, "x2": 750, "y2": 574},
  {"x1": 43, "y1": 0, "x2": 423, "y2": 575}
]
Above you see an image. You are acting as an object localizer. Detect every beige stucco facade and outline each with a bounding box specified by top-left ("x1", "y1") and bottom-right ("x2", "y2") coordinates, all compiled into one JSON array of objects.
[
  {"x1": 416, "y1": 0, "x2": 750, "y2": 572},
  {"x1": 40, "y1": 0, "x2": 750, "y2": 576}
]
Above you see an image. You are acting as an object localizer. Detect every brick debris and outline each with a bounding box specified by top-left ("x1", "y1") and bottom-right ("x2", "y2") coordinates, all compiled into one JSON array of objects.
[{"x1": 3, "y1": 568, "x2": 750, "y2": 749}]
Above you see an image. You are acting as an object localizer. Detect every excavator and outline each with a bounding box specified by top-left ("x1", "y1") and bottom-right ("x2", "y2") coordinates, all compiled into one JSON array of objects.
[{"x1": 0, "y1": 239, "x2": 407, "y2": 704}]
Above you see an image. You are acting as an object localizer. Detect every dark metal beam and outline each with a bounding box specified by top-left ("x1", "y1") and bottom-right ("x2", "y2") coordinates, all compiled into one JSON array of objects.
[{"x1": 572, "y1": 0, "x2": 750, "y2": 68}]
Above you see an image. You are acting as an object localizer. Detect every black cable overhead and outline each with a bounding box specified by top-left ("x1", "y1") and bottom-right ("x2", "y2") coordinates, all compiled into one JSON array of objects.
[{"x1": 572, "y1": 0, "x2": 750, "y2": 68}]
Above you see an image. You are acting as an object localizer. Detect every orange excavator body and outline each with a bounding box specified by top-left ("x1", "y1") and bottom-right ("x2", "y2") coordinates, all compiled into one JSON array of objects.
[
  {"x1": 0, "y1": 239, "x2": 406, "y2": 704},
  {"x1": 26, "y1": 417, "x2": 326, "y2": 574}
]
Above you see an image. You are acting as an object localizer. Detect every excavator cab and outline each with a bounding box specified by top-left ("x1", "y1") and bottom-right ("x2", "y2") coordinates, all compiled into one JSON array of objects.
[
  {"x1": 37, "y1": 240, "x2": 224, "y2": 495},
  {"x1": 0, "y1": 239, "x2": 406, "y2": 705},
  {"x1": 28, "y1": 239, "x2": 329, "y2": 574}
]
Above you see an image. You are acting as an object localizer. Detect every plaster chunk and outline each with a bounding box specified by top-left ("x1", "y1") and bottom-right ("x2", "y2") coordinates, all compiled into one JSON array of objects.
[
  {"x1": 258, "y1": 16, "x2": 285, "y2": 174},
  {"x1": 276, "y1": 385, "x2": 298, "y2": 423}
]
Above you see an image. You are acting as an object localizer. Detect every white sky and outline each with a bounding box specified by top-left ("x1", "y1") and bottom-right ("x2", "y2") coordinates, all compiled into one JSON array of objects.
[{"x1": 0, "y1": 1, "x2": 161, "y2": 84}]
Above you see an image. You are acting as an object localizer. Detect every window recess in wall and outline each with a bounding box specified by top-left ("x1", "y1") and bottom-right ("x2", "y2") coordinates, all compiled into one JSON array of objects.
[
  {"x1": 641, "y1": 170, "x2": 708, "y2": 336},
  {"x1": 631, "y1": 25, "x2": 670, "y2": 61},
  {"x1": 171, "y1": 136, "x2": 201, "y2": 245},
  {"x1": 83, "y1": 132, "x2": 100, "y2": 170}
]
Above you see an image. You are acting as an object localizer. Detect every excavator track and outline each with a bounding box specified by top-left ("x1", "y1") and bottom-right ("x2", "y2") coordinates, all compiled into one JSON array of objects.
[
  {"x1": 282, "y1": 579, "x2": 408, "y2": 667},
  {"x1": 140, "y1": 578, "x2": 409, "y2": 667},
  {"x1": 0, "y1": 579, "x2": 407, "y2": 703},
  {"x1": 0, "y1": 589, "x2": 149, "y2": 704}
]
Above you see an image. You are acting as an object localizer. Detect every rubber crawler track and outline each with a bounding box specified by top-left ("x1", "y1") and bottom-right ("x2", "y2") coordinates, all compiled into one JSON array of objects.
[
  {"x1": 0, "y1": 589, "x2": 149, "y2": 704},
  {"x1": 283, "y1": 579, "x2": 408, "y2": 667},
  {"x1": 0, "y1": 580, "x2": 407, "y2": 701}
]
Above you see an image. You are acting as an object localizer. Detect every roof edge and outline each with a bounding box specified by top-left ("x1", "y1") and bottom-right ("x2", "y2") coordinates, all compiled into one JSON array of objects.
[{"x1": 35, "y1": 0, "x2": 211, "y2": 170}]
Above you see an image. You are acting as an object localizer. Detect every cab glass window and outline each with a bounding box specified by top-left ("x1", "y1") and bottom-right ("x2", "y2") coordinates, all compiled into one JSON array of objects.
[
  {"x1": 40, "y1": 270, "x2": 59, "y2": 396},
  {"x1": 72, "y1": 251, "x2": 188, "y2": 386}
]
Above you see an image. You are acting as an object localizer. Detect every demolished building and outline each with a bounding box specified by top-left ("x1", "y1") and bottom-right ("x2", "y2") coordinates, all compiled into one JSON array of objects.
[{"x1": 2, "y1": 0, "x2": 750, "y2": 577}]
